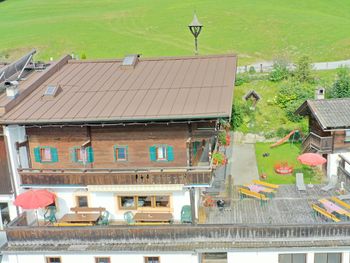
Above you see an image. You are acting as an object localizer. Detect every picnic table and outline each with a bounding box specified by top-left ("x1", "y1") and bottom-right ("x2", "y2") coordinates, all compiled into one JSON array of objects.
[
  {"x1": 134, "y1": 212, "x2": 173, "y2": 223},
  {"x1": 59, "y1": 213, "x2": 101, "y2": 225},
  {"x1": 319, "y1": 199, "x2": 348, "y2": 215},
  {"x1": 245, "y1": 184, "x2": 275, "y2": 193}
]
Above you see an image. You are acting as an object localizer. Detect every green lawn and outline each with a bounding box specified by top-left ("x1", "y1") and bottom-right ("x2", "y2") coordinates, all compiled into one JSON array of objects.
[
  {"x1": 234, "y1": 70, "x2": 338, "y2": 135},
  {"x1": 2, "y1": 0, "x2": 350, "y2": 64},
  {"x1": 255, "y1": 142, "x2": 322, "y2": 185}
]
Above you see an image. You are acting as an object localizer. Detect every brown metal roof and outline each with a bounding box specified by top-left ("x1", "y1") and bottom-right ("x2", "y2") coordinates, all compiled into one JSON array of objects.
[{"x1": 1, "y1": 54, "x2": 237, "y2": 124}]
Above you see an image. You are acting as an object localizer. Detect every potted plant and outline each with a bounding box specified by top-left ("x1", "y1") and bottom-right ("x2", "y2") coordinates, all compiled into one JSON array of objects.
[
  {"x1": 218, "y1": 131, "x2": 227, "y2": 146},
  {"x1": 212, "y1": 152, "x2": 226, "y2": 166}
]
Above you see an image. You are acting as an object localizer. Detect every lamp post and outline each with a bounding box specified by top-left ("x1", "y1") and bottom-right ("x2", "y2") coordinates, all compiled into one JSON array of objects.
[{"x1": 188, "y1": 13, "x2": 203, "y2": 55}]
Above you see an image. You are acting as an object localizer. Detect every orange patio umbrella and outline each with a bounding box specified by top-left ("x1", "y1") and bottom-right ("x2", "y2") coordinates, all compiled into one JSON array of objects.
[
  {"x1": 297, "y1": 153, "x2": 327, "y2": 166},
  {"x1": 14, "y1": 189, "x2": 55, "y2": 209}
]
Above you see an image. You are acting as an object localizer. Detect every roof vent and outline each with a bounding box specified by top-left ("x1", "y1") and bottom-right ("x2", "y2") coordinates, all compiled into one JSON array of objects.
[
  {"x1": 42, "y1": 84, "x2": 61, "y2": 100},
  {"x1": 4, "y1": 80, "x2": 19, "y2": 99},
  {"x1": 121, "y1": 54, "x2": 140, "y2": 69}
]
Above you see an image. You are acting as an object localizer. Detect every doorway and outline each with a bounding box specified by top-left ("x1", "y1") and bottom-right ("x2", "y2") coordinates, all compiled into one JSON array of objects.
[{"x1": 0, "y1": 203, "x2": 10, "y2": 228}]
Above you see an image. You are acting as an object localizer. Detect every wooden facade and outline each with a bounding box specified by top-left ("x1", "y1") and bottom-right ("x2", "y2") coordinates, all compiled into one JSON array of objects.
[
  {"x1": 19, "y1": 122, "x2": 216, "y2": 186},
  {"x1": 303, "y1": 115, "x2": 350, "y2": 153}
]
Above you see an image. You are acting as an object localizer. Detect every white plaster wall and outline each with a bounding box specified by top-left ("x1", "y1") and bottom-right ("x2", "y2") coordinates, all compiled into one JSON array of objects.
[
  {"x1": 3, "y1": 253, "x2": 198, "y2": 263},
  {"x1": 327, "y1": 153, "x2": 339, "y2": 179},
  {"x1": 36, "y1": 188, "x2": 190, "y2": 222},
  {"x1": 228, "y1": 251, "x2": 278, "y2": 263},
  {"x1": 0, "y1": 195, "x2": 17, "y2": 221},
  {"x1": 3, "y1": 125, "x2": 28, "y2": 196}
]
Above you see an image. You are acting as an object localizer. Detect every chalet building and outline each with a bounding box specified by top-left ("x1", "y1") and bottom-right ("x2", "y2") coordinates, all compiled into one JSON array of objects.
[
  {"x1": 296, "y1": 98, "x2": 350, "y2": 177},
  {"x1": 0, "y1": 53, "x2": 236, "y2": 229}
]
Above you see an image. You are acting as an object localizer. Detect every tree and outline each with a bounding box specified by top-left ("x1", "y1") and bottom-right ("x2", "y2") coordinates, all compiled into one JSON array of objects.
[
  {"x1": 329, "y1": 67, "x2": 350, "y2": 98},
  {"x1": 293, "y1": 56, "x2": 313, "y2": 83}
]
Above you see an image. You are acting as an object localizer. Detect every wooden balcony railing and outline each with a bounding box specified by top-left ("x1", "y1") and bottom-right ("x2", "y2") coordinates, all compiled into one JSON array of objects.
[
  {"x1": 18, "y1": 166, "x2": 213, "y2": 186},
  {"x1": 6, "y1": 213, "x2": 350, "y2": 245},
  {"x1": 302, "y1": 132, "x2": 333, "y2": 153}
]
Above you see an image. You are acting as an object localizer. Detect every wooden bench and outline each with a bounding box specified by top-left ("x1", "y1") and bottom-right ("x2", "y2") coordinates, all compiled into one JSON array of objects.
[
  {"x1": 70, "y1": 207, "x2": 106, "y2": 215},
  {"x1": 253, "y1": 180, "x2": 279, "y2": 189},
  {"x1": 311, "y1": 204, "x2": 341, "y2": 222},
  {"x1": 331, "y1": 197, "x2": 350, "y2": 210},
  {"x1": 54, "y1": 222, "x2": 94, "y2": 227},
  {"x1": 238, "y1": 188, "x2": 268, "y2": 201}
]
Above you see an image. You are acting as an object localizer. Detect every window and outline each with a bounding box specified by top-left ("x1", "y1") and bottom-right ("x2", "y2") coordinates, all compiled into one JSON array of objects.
[
  {"x1": 76, "y1": 195, "x2": 88, "y2": 208},
  {"x1": 345, "y1": 130, "x2": 350, "y2": 142},
  {"x1": 71, "y1": 146, "x2": 93, "y2": 163},
  {"x1": 145, "y1": 257, "x2": 160, "y2": 263},
  {"x1": 119, "y1": 196, "x2": 170, "y2": 210},
  {"x1": 120, "y1": 196, "x2": 135, "y2": 209},
  {"x1": 95, "y1": 257, "x2": 110, "y2": 263},
  {"x1": 149, "y1": 145, "x2": 174, "y2": 162},
  {"x1": 279, "y1": 254, "x2": 306, "y2": 263},
  {"x1": 34, "y1": 147, "x2": 58, "y2": 163},
  {"x1": 314, "y1": 253, "x2": 342, "y2": 263},
  {"x1": 114, "y1": 146, "x2": 128, "y2": 161},
  {"x1": 46, "y1": 257, "x2": 61, "y2": 263}
]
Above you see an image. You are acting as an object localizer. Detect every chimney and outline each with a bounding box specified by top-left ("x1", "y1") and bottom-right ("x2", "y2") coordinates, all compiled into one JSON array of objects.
[
  {"x1": 315, "y1": 87, "x2": 325, "y2": 100},
  {"x1": 4, "y1": 80, "x2": 19, "y2": 99}
]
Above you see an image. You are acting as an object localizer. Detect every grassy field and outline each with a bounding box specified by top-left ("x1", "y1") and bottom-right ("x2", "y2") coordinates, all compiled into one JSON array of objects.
[
  {"x1": 1, "y1": 0, "x2": 350, "y2": 64},
  {"x1": 255, "y1": 142, "x2": 323, "y2": 185}
]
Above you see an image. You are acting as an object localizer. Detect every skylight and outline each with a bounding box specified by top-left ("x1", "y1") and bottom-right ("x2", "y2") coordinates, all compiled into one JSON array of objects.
[
  {"x1": 122, "y1": 54, "x2": 139, "y2": 68},
  {"x1": 43, "y1": 85, "x2": 60, "y2": 98}
]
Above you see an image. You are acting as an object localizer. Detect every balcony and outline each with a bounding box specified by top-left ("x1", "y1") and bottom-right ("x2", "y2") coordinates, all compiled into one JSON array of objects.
[
  {"x1": 302, "y1": 132, "x2": 333, "y2": 153},
  {"x1": 18, "y1": 166, "x2": 213, "y2": 186}
]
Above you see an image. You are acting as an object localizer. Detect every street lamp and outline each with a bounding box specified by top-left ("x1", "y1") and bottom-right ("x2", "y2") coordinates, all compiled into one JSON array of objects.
[{"x1": 188, "y1": 13, "x2": 203, "y2": 55}]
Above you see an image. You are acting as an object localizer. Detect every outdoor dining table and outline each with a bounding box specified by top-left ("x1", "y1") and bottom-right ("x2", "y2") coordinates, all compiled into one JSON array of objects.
[
  {"x1": 59, "y1": 213, "x2": 101, "y2": 224},
  {"x1": 134, "y1": 212, "x2": 173, "y2": 223},
  {"x1": 319, "y1": 199, "x2": 348, "y2": 215}
]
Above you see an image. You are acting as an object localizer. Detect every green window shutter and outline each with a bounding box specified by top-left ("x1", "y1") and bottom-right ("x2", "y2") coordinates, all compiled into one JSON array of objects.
[
  {"x1": 113, "y1": 145, "x2": 117, "y2": 161},
  {"x1": 149, "y1": 146, "x2": 156, "y2": 161},
  {"x1": 50, "y1": 147, "x2": 59, "y2": 163},
  {"x1": 34, "y1": 147, "x2": 41, "y2": 163},
  {"x1": 86, "y1": 146, "x2": 94, "y2": 163},
  {"x1": 167, "y1": 145, "x2": 174, "y2": 161},
  {"x1": 70, "y1": 147, "x2": 78, "y2": 163}
]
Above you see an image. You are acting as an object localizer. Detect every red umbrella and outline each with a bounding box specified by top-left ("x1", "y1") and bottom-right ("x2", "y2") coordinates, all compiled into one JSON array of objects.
[
  {"x1": 297, "y1": 153, "x2": 327, "y2": 166},
  {"x1": 14, "y1": 189, "x2": 55, "y2": 209}
]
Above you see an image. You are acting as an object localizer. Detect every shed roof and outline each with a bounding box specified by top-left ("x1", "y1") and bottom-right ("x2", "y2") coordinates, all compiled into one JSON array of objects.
[
  {"x1": 296, "y1": 98, "x2": 350, "y2": 130},
  {"x1": 1, "y1": 54, "x2": 237, "y2": 125}
]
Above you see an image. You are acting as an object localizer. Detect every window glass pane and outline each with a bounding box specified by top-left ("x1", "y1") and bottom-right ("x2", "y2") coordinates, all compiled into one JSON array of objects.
[
  {"x1": 96, "y1": 258, "x2": 110, "y2": 263},
  {"x1": 47, "y1": 258, "x2": 61, "y2": 263},
  {"x1": 146, "y1": 257, "x2": 159, "y2": 263},
  {"x1": 77, "y1": 196, "x2": 88, "y2": 207},
  {"x1": 327, "y1": 253, "x2": 341, "y2": 263},
  {"x1": 120, "y1": 196, "x2": 135, "y2": 208},
  {"x1": 279, "y1": 254, "x2": 291, "y2": 263},
  {"x1": 76, "y1": 148, "x2": 86, "y2": 162},
  {"x1": 346, "y1": 130, "x2": 350, "y2": 137},
  {"x1": 155, "y1": 196, "x2": 169, "y2": 207},
  {"x1": 138, "y1": 196, "x2": 152, "y2": 207},
  {"x1": 117, "y1": 147, "x2": 126, "y2": 160},
  {"x1": 156, "y1": 146, "x2": 166, "y2": 160},
  {"x1": 292, "y1": 254, "x2": 306, "y2": 263},
  {"x1": 314, "y1": 253, "x2": 327, "y2": 263},
  {"x1": 41, "y1": 148, "x2": 52, "y2": 161}
]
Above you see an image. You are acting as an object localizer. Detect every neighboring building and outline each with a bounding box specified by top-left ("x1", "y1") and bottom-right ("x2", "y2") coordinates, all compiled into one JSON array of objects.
[
  {"x1": 296, "y1": 98, "x2": 350, "y2": 177},
  {"x1": 0, "y1": 50, "x2": 45, "y2": 229}
]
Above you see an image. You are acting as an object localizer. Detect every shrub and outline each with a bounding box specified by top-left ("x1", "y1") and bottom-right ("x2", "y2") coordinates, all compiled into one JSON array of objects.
[
  {"x1": 231, "y1": 103, "x2": 244, "y2": 130},
  {"x1": 248, "y1": 66, "x2": 256, "y2": 74},
  {"x1": 268, "y1": 59, "x2": 290, "y2": 82},
  {"x1": 329, "y1": 67, "x2": 350, "y2": 98},
  {"x1": 81, "y1": 53, "x2": 87, "y2": 59},
  {"x1": 218, "y1": 131, "x2": 227, "y2": 145},
  {"x1": 235, "y1": 74, "x2": 249, "y2": 86}
]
